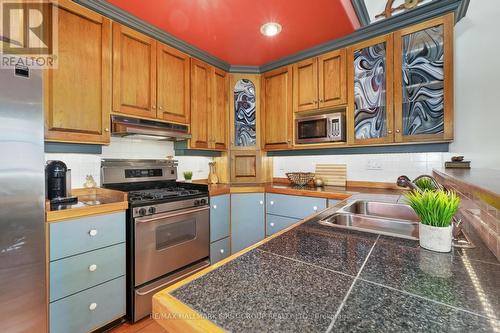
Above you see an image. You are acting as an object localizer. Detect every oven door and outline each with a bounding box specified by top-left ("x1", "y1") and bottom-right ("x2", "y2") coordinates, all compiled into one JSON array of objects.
[
  {"x1": 134, "y1": 205, "x2": 209, "y2": 286},
  {"x1": 295, "y1": 116, "x2": 332, "y2": 143}
]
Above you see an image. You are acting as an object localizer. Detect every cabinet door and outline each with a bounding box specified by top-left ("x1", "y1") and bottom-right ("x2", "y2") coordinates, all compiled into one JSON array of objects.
[
  {"x1": 347, "y1": 34, "x2": 394, "y2": 145},
  {"x1": 293, "y1": 57, "x2": 318, "y2": 112},
  {"x1": 394, "y1": 14, "x2": 453, "y2": 143},
  {"x1": 231, "y1": 193, "x2": 265, "y2": 253},
  {"x1": 112, "y1": 23, "x2": 156, "y2": 119},
  {"x1": 44, "y1": 0, "x2": 111, "y2": 144},
  {"x1": 190, "y1": 59, "x2": 211, "y2": 149},
  {"x1": 210, "y1": 68, "x2": 228, "y2": 150},
  {"x1": 318, "y1": 49, "x2": 347, "y2": 108},
  {"x1": 263, "y1": 66, "x2": 293, "y2": 150},
  {"x1": 210, "y1": 194, "x2": 230, "y2": 242},
  {"x1": 157, "y1": 43, "x2": 190, "y2": 124}
]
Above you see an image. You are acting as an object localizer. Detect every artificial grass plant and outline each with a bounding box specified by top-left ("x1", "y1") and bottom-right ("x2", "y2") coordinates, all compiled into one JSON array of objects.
[
  {"x1": 404, "y1": 190, "x2": 460, "y2": 227},
  {"x1": 414, "y1": 177, "x2": 436, "y2": 191}
]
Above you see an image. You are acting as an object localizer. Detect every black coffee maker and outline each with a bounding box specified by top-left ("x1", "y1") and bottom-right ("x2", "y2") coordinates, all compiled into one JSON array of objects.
[{"x1": 45, "y1": 160, "x2": 77, "y2": 204}]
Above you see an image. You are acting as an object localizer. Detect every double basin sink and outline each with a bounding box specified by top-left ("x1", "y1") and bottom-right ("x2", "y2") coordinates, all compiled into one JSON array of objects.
[{"x1": 318, "y1": 200, "x2": 420, "y2": 240}]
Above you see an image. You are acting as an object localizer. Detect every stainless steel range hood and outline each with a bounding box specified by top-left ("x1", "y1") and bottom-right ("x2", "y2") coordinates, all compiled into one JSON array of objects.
[{"x1": 111, "y1": 115, "x2": 191, "y2": 141}]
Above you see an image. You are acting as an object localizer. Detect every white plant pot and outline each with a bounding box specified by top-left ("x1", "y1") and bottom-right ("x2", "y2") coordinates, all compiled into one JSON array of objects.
[{"x1": 419, "y1": 224, "x2": 453, "y2": 253}]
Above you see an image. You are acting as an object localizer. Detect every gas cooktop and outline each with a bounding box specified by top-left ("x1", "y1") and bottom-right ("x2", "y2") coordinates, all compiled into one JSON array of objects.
[{"x1": 128, "y1": 187, "x2": 204, "y2": 203}]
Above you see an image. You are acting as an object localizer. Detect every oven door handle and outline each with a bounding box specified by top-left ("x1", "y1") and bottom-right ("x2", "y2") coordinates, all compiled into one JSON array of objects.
[{"x1": 135, "y1": 206, "x2": 209, "y2": 224}]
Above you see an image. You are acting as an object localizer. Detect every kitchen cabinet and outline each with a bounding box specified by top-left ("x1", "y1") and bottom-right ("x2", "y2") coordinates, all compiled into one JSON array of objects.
[
  {"x1": 210, "y1": 68, "x2": 229, "y2": 150},
  {"x1": 347, "y1": 34, "x2": 394, "y2": 145},
  {"x1": 156, "y1": 43, "x2": 190, "y2": 124},
  {"x1": 44, "y1": 0, "x2": 111, "y2": 144},
  {"x1": 293, "y1": 50, "x2": 347, "y2": 112},
  {"x1": 266, "y1": 214, "x2": 299, "y2": 237},
  {"x1": 210, "y1": 194, "x2": 230, "y2": 242},
  {"x1": 328, "y1": 199, "x2": 342, "y2": 207},
  {"x1": 262, "y1": 66, "x2": 293, "y2": 150},
  {"x1": 190, "y1": 58, "x2": 211, "y2": 149},
  {"x1": 231, "y1": 193, "x2": 265, "y2": 253},
  {"x1": 49, "y1": 211, "x2": 126, "y2": 333},
  {"x1": 112, "y1": 23, "x2": 157, "y2": 119},
  {"x1": 210, "y1": 237, "x2": 230, "y2": 265},
  {"x1": 393, "y1": 14, "x2": 454, "y2": 143}
]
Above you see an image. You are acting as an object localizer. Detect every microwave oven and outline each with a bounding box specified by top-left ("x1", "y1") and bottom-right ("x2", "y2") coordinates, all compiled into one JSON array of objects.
[{"x1": 295, "y1": 113, "x2": 346, "y2": 144}]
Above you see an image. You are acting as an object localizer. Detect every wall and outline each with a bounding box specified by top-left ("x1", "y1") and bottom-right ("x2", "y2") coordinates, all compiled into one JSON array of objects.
[{"x1": 45, "y1": 137, "x2": 212, "y2": 188}]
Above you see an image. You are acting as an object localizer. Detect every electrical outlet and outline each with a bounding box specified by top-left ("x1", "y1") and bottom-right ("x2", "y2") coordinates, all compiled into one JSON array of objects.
[{"x1": 366, "y1": 160, "x2": 383, "y2": 170}]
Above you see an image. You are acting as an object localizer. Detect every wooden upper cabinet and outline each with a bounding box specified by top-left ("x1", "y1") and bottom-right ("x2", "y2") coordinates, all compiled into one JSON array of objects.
[
  {"x1": 44, "y1": 0, "x2": 111, "y2": 144},
  {"x1": 156, "y1": 43, "x2": 190, "y2": 124},
  {"x1": 318, "y1": 49, "x2": 347, "y2": 108},
  {"x1": 393, "y1": 13, "x2": 454, "y2": 143},
  {"x1": 347, "y1": 34, "x2": 394, "y2": 145},
  {"x1": 293, "y1": 58, "x2": 318, "y2": 112},
  {"x1": 112, "y1": 23, "x2": 156, "y2": 119},
  {"x1": 263, "y1": 66, "x2": 293, "y2": 150},
  {"x1": 190, "y1": 59, "x2": 211, "y2": 149},
  {"x1": 211, "y1": 68, "x2": 229, "y2": 150}
]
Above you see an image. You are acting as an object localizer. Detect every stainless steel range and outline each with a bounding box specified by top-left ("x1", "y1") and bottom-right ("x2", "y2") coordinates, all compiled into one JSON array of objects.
[{"x1": 101, "y1": 159, "x2": 210, "y2": 322}]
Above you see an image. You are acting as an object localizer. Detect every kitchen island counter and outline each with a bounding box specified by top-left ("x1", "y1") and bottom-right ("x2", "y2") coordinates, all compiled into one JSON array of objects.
[{"x1": 152, "y1": 193, "x2": 500, "y2": 332}]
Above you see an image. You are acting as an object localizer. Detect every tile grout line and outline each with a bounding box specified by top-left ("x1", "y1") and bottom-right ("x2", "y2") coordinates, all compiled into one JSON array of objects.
[
  {"x1": 324, "y1": 235, "x2": 380, "y2": 333},
  {"x1": 356, "y1": 277, "x2": 497, "y2": 321},
  {"x1": 255, "y1": 248, "x2": 356, "y2": 279}
]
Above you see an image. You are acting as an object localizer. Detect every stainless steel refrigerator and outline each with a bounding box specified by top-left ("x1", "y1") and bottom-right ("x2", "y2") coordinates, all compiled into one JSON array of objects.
[{"x1": 0, "y1": 65, "x2": 47, "y2": 332}]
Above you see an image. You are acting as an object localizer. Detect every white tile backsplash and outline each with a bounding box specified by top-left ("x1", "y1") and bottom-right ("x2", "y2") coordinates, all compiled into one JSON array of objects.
[{"x1": 45, "y1": 137, "x2": 213, "y2": 187}]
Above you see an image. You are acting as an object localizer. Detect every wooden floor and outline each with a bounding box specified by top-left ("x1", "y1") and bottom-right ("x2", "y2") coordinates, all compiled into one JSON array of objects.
[{"x1": 109, "y1": 317, "x2": 167, "y2": 333}]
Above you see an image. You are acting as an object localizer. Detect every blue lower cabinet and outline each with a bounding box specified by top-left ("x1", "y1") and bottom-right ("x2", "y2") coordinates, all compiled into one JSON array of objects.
[
  {"x1": 210, "y1": 194, "x2": 230, "y2": 242},
  {"x1": 49, "y1": 276, "x2": 126, "y2": 333},
  {"x1": 210, "y1": 237, "x2": 230, "y2": 264},
  {"x1": 266, "y1": 214, "x2": 300, "y2": 236},
  {"x1": 231, "y1": 193, "x2": 265, "y2": 253},
  {"x1": 266, "y1": 194, "x2": 327, "y2": 219},
  {"x1": 328, "y1": 199, "x2": 341, "y2": 207},
  {"x1": 50, "y1": 243, "x2": 126, "y2": 302}
]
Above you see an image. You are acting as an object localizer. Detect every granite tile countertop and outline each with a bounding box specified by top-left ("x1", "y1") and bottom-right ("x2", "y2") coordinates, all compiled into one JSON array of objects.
[{"x1": 155, "y1": 194, "x2": 500, "y2": 333}]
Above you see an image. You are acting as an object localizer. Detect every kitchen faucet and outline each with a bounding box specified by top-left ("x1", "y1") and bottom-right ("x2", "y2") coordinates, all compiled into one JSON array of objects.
[{"x1": 396, "y1": 175, "x2": 446, "y2": 192}]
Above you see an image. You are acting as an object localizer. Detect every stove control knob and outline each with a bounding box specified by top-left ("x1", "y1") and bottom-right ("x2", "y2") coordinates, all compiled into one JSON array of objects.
[
  {"x1": 194, "y1": 199, "x2": 200, "y2": 206},
  {"x1": 138, "y1": 208, "x2": 147, "y2": 216},
  {"x1": 148, "y1": 207, "x2": 156, "y2": 215},
  {"x1": 200, "y1": 199, "x2": 207, "y2": 205}
]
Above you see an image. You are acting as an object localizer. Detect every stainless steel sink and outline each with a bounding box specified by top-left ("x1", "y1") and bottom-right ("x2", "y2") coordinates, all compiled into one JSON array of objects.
[{"x1": 318, "y1": 200, "x2": 420, "y2": 240}]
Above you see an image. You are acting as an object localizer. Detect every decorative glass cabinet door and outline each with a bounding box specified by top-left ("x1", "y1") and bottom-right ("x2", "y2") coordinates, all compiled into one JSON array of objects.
[
  {"x1": 233, "y1": 79, "x2": 257, "y2": 147},
  {"x1": 394, "y1": 14, "x2": 453, "y2": 142},
  {"x1": 348, "y1": 34, "x2": 394, "y2": 144}
]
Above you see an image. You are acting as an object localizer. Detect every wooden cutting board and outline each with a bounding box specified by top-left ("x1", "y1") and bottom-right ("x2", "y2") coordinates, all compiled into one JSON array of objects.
[{"x1": 314, "y1": 164, "x2": 347, "y2": 187}]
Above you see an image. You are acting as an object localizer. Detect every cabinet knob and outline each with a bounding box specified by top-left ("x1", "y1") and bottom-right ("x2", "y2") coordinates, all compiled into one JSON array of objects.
[
  {"x1": 396, "y1": 129, "x2": 401, "y2": 133},
  {"x1": 89, "y1": 229, "x2": 98, "y2": 237},
  {"x1": 319, "y1": 99, "x2": 324, "y2": 102},
  {"x1": 219, "y1": 248, "x2": 224, "y2": 254},
  {"x1": 270, "y1": 222, "x2": 275, "y2": 227},
  {"x1": 259, "y1": 200, "x2": 264, "y2": 205},
  {"x1": 159, "y1": 106, "x2": 163, "y2": 110},
  {"x1": 212, "y1": 204, "x2": 217, "y2": 209},
  {"x1": 313, "y1": 206, "x2": 318, "y2": 211},
  {"x1": 88, "y1": 264, "x2": 97, "y2": 272},
  {"x1": 152, "y1": 105, "x2": 156, "y2": 109},
  {"x1": 89, "y1": 303, "x2": 97, "y2": 311},
  {"x1": 270, "y1": 201, "x2": 274, "y2": 205},
  {"x1": 388, "y1": 129, "x2": 393, "y2": 134},
  {"x1": 104, "y1": 128, "x2": 109, "y2": 132}
]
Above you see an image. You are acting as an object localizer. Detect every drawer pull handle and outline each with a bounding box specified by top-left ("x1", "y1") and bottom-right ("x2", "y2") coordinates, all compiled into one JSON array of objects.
[
  {"x1": 89, "y1": 229, "x2": 98, "y2": 237},
  {"x1": 259, "y1": 200, "x2": 263, "y2": 205},
  {"x1": 270, "y1": 222, "x2": 275, "y2": 227},
  {"x1": 313, "y1": 206, "x2": 318, "y2": 211},
  {"x1": 270, "y1": 201, "x2": 274, "y2": 205},
  {"x1": 89, "y1": 303, "x2": 97, "y2": 311},
  {"x1": 219, "y1": 249, "x2": 224, "y2": 254},
  {"x1": 89, "y1": 264, "x2": 97, "y2": 272},
  {"x1": 213, "y1": 204, "x2": 217, "y2": 209}
]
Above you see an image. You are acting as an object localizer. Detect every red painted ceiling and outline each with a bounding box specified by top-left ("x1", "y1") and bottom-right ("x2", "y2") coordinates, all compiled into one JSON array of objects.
[{"x1": 106, "y1": 0, "x2": 360, "y2": 66}]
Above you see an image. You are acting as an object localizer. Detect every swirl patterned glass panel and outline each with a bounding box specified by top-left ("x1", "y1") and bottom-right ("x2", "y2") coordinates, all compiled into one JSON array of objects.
[
  {"x1": 234, "y1": 79, "x2": 256, "y2": 147},
  {"x1": 402, "y1": 25, "x2": 444, "y2": 136},
  {"x1": 354, "y1": 43, "x2": 387, "y2": 139}
]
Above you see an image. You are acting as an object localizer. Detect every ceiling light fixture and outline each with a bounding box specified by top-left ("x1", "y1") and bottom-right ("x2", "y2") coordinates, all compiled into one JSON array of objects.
[{"x1": 260, "y1": 22, "x2": 282, "y2": 37}]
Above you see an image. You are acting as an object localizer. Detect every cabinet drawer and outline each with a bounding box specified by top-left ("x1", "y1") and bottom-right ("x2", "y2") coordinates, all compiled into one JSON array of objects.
[
  {"x1": 266, "y1": 214, "x2": 300, "y2": 237},
  {"x1": 50, "y1": 212, "x2": 125, "y2": 260},
  {"x1": 50, "y1": 243, "x2": 125, "y2": 302},
  {"x1": 49, "y1": 276, "x2": 125, "y2": 333},
  {"x1": 266, "y1": 194, "x2": 326, "y2": 219},
  {"x1": 328, "y1": 199, "x2": 341, "y2": 207},
  {"x1": 210, "y1": 194, "x2": 230, "y2": 242},
  {"x1": 210, "y1": 237, "x2": 230, "y2": 265}
]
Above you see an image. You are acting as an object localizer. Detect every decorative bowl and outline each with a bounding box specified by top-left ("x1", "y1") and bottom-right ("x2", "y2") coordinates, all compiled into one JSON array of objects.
[{"x1": 286, "y1": 172, "x2": 315, "y2": 186}]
